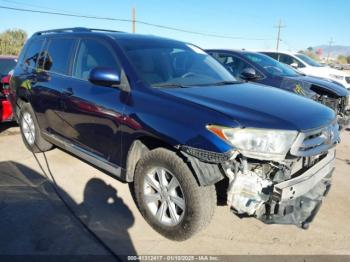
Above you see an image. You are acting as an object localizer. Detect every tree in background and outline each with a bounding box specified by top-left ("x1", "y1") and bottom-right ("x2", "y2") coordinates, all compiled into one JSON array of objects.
[
  {"x1": 347, "y1": 56, "x2": 350, "y2": 64},
  {"x1": 337, "y1": 55, "x2": 348, "y2": 64},
  {"x1": 0, "y1": 29, "x2": 27, "y2": 55}
]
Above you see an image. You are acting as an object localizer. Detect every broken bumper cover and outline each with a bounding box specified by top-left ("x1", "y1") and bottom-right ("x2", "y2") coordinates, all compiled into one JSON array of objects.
[
  {"x1": 260, "y1": 150, "x2": 336, "y2": 229},
  {"x1": 338, "y1": 114, "x2": 350, "y2": 129}
]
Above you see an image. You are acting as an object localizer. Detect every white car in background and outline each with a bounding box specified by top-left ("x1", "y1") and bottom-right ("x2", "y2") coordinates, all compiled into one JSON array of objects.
[{"x1": 261, "y1": 51, "x2": 350, "y2": 90}]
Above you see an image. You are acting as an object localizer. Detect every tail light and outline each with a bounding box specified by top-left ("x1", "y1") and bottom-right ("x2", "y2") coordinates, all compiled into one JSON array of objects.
[{"x1": 1, "y1": 99, "x2": 12, "y2": 122}]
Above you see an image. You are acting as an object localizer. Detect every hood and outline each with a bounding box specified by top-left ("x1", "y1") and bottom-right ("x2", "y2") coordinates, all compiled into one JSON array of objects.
[
  {"x1": 324, "y1": 67, "x2": 350, "y2": 77},
  {"x1": 160, "y1": 83, "x2": 335, "y2": 131},
  {"x1": 291, "y1": 75, "x2": 349, "y2": 97},
  {"x1": 306, "y1": 66, "x2": 350, "y2": 77}
]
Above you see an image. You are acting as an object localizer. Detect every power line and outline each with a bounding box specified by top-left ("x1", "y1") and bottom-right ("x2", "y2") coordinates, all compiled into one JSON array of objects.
[
  {"x1": 0, "y1": 5, "x2": 271, "y2": 41},
  {"x1": 1, "y1": 0, "x2": 84, "y2": 15}
]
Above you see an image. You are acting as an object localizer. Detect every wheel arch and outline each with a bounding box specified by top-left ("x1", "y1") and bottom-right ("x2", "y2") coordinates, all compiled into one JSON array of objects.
[{"x1": 124, "y1": 135, "x2": 224, "y2": 187}]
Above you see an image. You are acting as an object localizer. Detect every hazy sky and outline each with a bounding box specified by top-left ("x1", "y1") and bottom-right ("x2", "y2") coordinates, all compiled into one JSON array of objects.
[{"x1": 0, "y1": 0, "x2": 348, "y2": 51}]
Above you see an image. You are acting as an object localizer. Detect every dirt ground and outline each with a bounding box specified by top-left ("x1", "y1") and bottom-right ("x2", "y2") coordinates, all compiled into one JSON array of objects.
[{"x1": 0, "y1": 122, "x2": 350, "y2": 258}]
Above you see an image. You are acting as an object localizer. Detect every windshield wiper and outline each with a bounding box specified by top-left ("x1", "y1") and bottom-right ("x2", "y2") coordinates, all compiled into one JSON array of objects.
[
  {"x1": 195, "y1": 80, "x2": 241, "y2": 87},
  {"x1": 152, "y1": 83, "x2": 188, "y2": 88},
  {"x1": 215, "y1": 80, "x2": 242, "y2": 85}
]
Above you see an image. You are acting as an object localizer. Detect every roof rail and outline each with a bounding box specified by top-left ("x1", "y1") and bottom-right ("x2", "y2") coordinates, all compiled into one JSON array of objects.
[
  {"x1": 88, "y1": 28, "x2": 124, "y2": 33},
  {"x1": 34, "y1": 27, "x2": 124, "y2": 36},
  {"x1": 34, "y1": 27, "x2": 90, "y2": 35}
]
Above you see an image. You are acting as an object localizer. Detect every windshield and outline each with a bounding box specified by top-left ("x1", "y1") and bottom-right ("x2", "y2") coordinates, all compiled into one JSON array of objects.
[
  {"x1": 117, "y1": 38, "x2": 236, "y2": 87},
  {"x1": 0, "y1": 58, "x2": 17, "y2": 76},
  {"x1": 243, "y1": 53, "x2": 300, "y2": 77},
  {"x1": 295, "y1": 54, "x2": 322, "y2": 67}
]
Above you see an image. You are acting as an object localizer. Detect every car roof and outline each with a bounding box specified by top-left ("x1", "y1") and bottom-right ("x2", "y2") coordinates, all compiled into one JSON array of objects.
[
  {"x1": 258, "y1": 50, "x2": 298, "y2": 56},
  {"x1": 31, "y1": 27, "x2": 184, "y2": 44},
  {"x1": 206, "y1": 49, "x2": 257, "y2": 54}
]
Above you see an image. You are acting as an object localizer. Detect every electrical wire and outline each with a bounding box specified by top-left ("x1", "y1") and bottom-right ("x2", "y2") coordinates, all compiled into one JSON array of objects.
[
  {"x1": 1, "y1": 0, "x2": 85, "y2": 15},
  {"x1": 0, "y1": 4, "x2": 271, "y2": 41}
]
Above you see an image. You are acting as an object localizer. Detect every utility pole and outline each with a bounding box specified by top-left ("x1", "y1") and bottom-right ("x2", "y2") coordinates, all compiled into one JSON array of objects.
[
  {"x1": 274, "y1": 19, "x2": 286, "y2": 51},
  {"x1": 132, "y1": 7, "x2": 136, "y2": 33},
  {"x1": 326, "y1": 38, "x2": 334, "y2": 63}
]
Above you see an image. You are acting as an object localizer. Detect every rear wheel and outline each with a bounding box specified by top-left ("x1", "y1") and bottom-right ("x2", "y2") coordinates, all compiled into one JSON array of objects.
[
  {"x1": 134, "y1": 148, "x2": 216, "y2": 241},
  {"x1": 19, "y1": 102, "x2": 53, "y2": 153}
]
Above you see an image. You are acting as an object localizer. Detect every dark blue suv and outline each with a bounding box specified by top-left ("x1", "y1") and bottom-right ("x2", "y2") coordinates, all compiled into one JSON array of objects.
[{"x1": 9, "y1": 28, "x2": 340, "y2": 240}]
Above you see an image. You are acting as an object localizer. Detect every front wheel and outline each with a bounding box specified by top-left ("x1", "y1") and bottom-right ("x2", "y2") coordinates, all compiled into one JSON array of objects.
[{"x1": 134, "y1": 148, "x2": 216, "y2": 241}]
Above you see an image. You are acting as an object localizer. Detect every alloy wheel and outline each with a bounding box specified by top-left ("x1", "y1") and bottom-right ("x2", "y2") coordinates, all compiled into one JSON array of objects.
[
  {"x1": 143, "y1": 167, "x2": 186, "y2": 226},
  {"x1": 22, "y1": 112, "x2": 36, "y2": 146}
]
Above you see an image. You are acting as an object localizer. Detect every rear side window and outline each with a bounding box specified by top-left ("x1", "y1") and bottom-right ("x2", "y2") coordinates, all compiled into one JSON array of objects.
[
  {"x1": 22, "y1": 38, "x2": 44, "y2": 68},
  {"x1": 42, "y1": 38, "x2": 75, "y2": 75},
  {"x1": 72, "y1": 39, "x2": 120, "y2": 80}
]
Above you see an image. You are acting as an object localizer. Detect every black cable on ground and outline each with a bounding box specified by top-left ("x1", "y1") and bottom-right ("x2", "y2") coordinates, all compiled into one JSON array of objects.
[{"x1": 15, "y1": 100, "x2": 123, "y2": 262}]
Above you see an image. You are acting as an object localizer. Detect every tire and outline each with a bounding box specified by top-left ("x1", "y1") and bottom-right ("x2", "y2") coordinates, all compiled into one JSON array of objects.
[
  {"x1": 19, "y1": 102, "x2": 53, "y2": 153},
  {"x1": 134, "y1": 148, "x2": 216, "y2": 241}
]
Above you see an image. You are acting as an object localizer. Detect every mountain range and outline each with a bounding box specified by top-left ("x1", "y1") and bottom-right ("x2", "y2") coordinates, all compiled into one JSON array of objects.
[{"x1": 313, "y1": 45, "x2": 350, "y2": 58}]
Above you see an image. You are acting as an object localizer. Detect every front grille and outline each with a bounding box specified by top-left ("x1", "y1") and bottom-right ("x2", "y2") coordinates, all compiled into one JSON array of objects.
[
  {"x1": 290, "y1": 122, "x2": 340, "y2": 157},
  {"x1": 346, "y1": 77, "x2": 350, "y2": 84}
]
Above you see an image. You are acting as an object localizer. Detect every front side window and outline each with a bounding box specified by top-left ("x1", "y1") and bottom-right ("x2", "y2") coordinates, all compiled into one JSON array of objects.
[
  {"x1": 262, "y1": 52, "x2": 279, "y2": 60},
  {"x1": 295, "y1": 54, "x2": 322, "y2": 67},
  {"x1": 278, "y1": 54, "x2": 305, "y2": 68},
  {"x1": 42, "y1": 38, "x2": 75, "y2": 74},
  {"x1": 117, "y1": 38, "x2": 236, "y2": 87},
  {"x1": 243, "y1": 53, "x2": 300, "y2": 77},
  {"x1": 73, "y1": 39, "x2": 120, "y2": 81},
  {"x1": 22, "y1": 38, "x2": 44, "y2": 68},
  {"x1": 210, "y1": 52, "x2": 260, "y2": 80}
]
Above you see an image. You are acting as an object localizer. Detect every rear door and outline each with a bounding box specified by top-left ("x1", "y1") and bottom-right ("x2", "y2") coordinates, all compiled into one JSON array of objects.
[
  {"x1": 60, "y1": 37, "x2": 127, "y2": 163},
  {"x1": 31, "y1": 37, "x2": 77, "y2": 137}
]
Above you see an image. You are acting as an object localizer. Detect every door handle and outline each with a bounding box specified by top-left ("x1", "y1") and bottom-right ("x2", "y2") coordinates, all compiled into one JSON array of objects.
[{"x1": 63, "y1": 87, "x2": 74, "y2": 96}]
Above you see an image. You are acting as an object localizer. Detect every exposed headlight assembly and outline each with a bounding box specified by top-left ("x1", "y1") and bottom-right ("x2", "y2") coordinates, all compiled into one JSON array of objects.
[
  {"x1": 207, "y1": 125, "x2": 298, "y2": 161},
  {"x1": 329, "y1": 74, "x2": 345, "y2": 81}
]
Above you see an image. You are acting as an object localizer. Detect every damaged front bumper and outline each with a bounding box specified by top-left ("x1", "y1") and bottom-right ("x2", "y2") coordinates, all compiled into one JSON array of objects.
[
  {"x1": 338, "y1": 113, "x2": 350, "y2": 129},
  {"x1": 263, "y1": 149, "x2": 335, "y2": 229},
  {"x1": 225, "y1": 148, "x2": 336, "y2": 229}
]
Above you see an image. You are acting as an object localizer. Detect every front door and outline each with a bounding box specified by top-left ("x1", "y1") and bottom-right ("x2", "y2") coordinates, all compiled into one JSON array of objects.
[{"x1": 61, "y1": 38, "x2": 128, "y2": 163}]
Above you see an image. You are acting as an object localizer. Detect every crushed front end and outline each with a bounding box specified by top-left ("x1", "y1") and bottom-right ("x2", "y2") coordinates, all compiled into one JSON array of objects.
[
  {"x1": 207, "y1": 122, "x2": 340, "y2": 229},
  {"x1": 318, "y1": 95, "x2": 350, "y2": 129}
]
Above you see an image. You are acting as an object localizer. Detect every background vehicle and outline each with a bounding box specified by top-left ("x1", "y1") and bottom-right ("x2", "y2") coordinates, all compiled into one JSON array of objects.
[
  {"x1": 260, "y1": 51, "x2": 350, "y2": 89},
  {"x1": 207, "y1": 49, "x2": 350, "y2": 127},
  {"x1": 9, "y1": 28, "x2": 340, "y2": 241},
  {"x1": 0, "y1": 90, "x2": 13, "y2": 122},
  {"x1": 0, "y1": 56, "x2": 17, "y2": 123}
]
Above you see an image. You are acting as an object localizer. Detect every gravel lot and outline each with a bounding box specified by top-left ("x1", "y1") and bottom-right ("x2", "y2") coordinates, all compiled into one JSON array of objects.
[{"x1": 0, "y1": 123, "x2": 350, "y2": 258}]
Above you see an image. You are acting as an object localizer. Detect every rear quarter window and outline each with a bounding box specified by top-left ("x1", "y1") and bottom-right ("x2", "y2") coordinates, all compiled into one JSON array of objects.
[
  {"x1": 21, "y1": 38, "x2": 44, "y2": 68},
  {"x1": 42, "y1": 38, "x2": 75, "y2": 75}
]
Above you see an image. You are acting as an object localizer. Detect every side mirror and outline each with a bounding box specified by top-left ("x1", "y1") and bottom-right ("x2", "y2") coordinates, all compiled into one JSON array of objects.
[
  {"x1": 240, "y1": 68, "x2": 258, "y2": 80},
  {"x1": 290, "y1": 62, "x2": 298, "y2": 69},
  {"x1": 89, "y1": 67, "x2": 121, "y2": 87}
]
